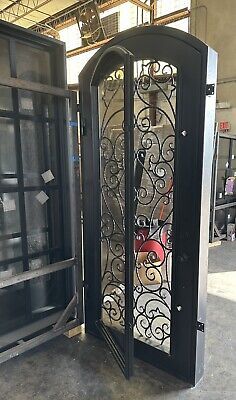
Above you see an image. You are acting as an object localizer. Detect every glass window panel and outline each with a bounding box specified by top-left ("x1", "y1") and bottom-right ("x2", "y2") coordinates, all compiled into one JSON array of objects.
[
  {"x1": 99, "y1": 60, "x2": 176, "y2": 355},
  {"x1": 133, "y1": 61, "x2": 176, "y2": 354},
  {"x1": 0, "y1": 192, "x2": 20, "y2": 236},
  {"x1": 16, "y1": 42, "x2": 52, "y2": 85},
  {"x1": 29, "y1": 256, "x2": 66, "y2": 316},
  {"x1": 218, "y1": 137, "x2": 230, "y2": 161},
  {"x1": 25, "y1": 191, "x2": 47, "y2": 232},
  {"x1": 28, "y1": 231, "x2": 49, "y2": 254},
  {"x1": 0, "y1": 86, "x2": 13, "y2": 111},
  {"x1": 216, "y1": 138, "x2": 230, "y2": 197},
  {"x1": 0, "y1": 261, "x2": 26, "y2": 337},
  {"x1": 0, "y1": 38, "x2": 11, "y2": 77},
  {"x1": 45, "y1": 122, "x2": 58, "y2": 184},
  {"x1": 0, "y1": 237, "x2": 22, "y2": 262},
  {"x1": 18, "y1": 90, "x2": 55, "y2": 118},
  {"x1": 0, "y1": 118, "x2": 17, "y2": 186},
  {"x1": 231, "y1": 140, "x2": 236, "y2": 170},
  {"x1": 0, "y1": 260, "x2": 23, "y2": 278},
  {"x1": 20, "y1": 120, "x2": 45, "y2": 186},
  {"x1": 48, "y1": 189, "x2": 61, "y2": 248},
  {"x1": 20, "y1": 120, "x2": 58, "y2": 187},
  {"x1": 29, "y1": 255, "x2": 52, "y2": 314}
]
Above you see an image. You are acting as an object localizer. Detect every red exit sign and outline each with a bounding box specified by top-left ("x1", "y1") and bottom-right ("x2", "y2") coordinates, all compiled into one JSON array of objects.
[{"x1": 219, "y1": 121, "x2": 230, "y2": 131}]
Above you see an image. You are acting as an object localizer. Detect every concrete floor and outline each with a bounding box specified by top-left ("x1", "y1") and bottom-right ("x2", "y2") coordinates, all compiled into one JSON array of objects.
[{"x1": 0, "y1": 242, "x2": 235, "y2": 400}]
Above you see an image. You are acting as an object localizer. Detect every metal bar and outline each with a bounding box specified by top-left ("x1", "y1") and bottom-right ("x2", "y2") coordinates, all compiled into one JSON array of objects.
[
  {"x1": 30, "y1": 0, "x2": 151, "y2": 35},
  {"x1": 1, "y1": 184, "x2": 59, "y2": 192},
  {"x1": 124, "y1": 48, "x2": 134, "y2": 380},
  {"x1": 0, "y1": 76, "x2": 70, "y2": 98},
  {"x1": 0, "y1": 258, "x2": 75, "y2": 289},
  {"x1": 66, "y1": 37, "x2": 112, "y2": 58},
  {"x1": 68, "y1": 90, "x2": 84, "y2": 324},
  {"x1": 0, "y1": 311, "x2": 61, "y2": 349},
  {"x1": 134, "y1": 149, "x2": 146, "y2": 215},
  {"x1": 90, "y1": 45, "x2": 134, "y2": 379},
  {"x1": 153, "y1": 7, "x2": 190, "y2": 26},
  {"x1": 229, "y1": 138, "x2": 233, "y2": 172},
  {"x1": 209, "y1": 130, "x2": 219, "y2": 243},
  {"x1": 53, "y1": 293, "x2": 78, "y2": 331},
  {"x1": 100, "y1": 0, "x2": 151, "y2": 12},
  {"x1": 0, "y1": 319, "x2": 79, "y2": 365},
  {"x1": 96, "y1": 320, "x2": 125, "y2": 374},
  {"x1": 9, "y1": 37, "x2": 32, "y2": 320},
  {"x1": 0, "y1": 247, "x2": 62, "y2": 268},
  {"x1": 220, "y1": 132, "x2": 236, "y2": 140},
  {"x1": 215, "y1": 201, "x2": 236, "y2": 210},
  {"x1": 0, "y1": 232, "x2": 22, "y2": 241},
  {"x1": 0, "y1": 0, "x2": 51, "y2": 24},
  {"x1": 213, "y1": 224, "x2": 225, "y2": 240},
  {"x1": 5, "y1": 0, "x2": 52, "y2": 23}
]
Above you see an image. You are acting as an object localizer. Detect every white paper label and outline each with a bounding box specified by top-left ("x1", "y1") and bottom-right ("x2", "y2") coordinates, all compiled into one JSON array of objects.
[
  {"x1": 2, "y1": 199, "x2": 16, "y2": 212},
  {"x1": 21, "y1": 97, "x2": 33, "y2": 110},
  {"x1": 41, "y1": 169, "x2": 54, "y2": 183},
  {"x1": 0, "y1": 269, "x2": 13, "y2": 279},
  {"x1": 35, "y1": 191, "x2": 49, "y2": 205}
]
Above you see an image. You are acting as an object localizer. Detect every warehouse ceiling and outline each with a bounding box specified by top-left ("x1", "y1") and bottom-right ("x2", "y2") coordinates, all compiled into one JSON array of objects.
[{"x1": 0, "y1": 0, "x2": 80, "y2": 29}]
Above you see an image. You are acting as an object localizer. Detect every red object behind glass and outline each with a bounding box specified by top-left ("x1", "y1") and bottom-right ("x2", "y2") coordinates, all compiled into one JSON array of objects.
[{"x1": 135, "y1": 227, "x2": 166, "y2": 262}]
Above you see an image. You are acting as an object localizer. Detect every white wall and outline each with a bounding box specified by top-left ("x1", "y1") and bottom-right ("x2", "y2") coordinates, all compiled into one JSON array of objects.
[
  {"x1": 191, "y1": 0, "x2": 236, "y2": 132},
  {"x1": 156, "y1": 0, "x2": 190, "y2": 17}
]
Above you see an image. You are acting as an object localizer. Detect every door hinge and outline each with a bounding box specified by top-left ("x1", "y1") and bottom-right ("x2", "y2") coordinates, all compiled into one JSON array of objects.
[
  {"x1": 197, "y1": 321, "x2": 205, "y2": 332},
  {"x1": 206, "y1": 84, "x2": 215, "y2": 96}
]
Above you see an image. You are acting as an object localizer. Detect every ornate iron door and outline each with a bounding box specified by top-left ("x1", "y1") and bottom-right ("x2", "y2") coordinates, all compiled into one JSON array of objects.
[
  {"x1": 80, "y1": 26, "x2": 217, "y2": 384},
  {"x1": 90, "y1": 45, "x2": 135, "y2": 378}
]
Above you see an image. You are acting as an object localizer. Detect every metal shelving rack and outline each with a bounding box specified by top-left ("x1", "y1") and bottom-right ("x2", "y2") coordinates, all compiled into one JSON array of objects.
[{"x1": 210, "y1": 131, "x2": 236, "y2": 242}]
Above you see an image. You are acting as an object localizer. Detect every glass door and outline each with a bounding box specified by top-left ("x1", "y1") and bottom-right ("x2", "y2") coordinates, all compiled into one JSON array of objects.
[
  {"x1": 90, "y1": 46, "x2": 134, "y2": 379},
  {"x1": 80, "y1": 25, "x2": 217, "y2": 385}
]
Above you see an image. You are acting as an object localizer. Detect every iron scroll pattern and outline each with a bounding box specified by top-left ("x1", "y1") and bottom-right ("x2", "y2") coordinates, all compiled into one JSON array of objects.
[
  {"x1": 100, "y1": 61, "x2": 176, "y2": 353},
  {"x1": 133, "y1": 61, "x2": 176, "y2": 352},
  {"x1": 100, "y1": 69, "x2": 126, "y2": 331}
]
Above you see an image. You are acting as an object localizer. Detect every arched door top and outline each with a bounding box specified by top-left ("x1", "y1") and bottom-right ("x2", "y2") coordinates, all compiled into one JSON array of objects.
[{"x1": 80, "y1": 25, "x2": 209, "y2": 82}]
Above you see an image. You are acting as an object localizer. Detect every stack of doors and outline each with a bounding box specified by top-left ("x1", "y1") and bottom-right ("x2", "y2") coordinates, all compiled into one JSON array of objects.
[{"x1": 0, "y1": 21, "x2": 80, "y2": 356}]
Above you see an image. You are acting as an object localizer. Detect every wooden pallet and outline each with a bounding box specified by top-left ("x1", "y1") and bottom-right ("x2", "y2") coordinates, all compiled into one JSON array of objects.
[
  {"x1": 64, "y1": 324, "x2": 84, "y2": 338},
  {"x1": 209, "y1": 240, "x2": 221, "y2": 248}
]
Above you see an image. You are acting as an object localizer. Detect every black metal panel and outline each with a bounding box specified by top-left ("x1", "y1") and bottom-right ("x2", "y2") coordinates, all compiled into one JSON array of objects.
[
  {"x1": 0, "y1": 21, "x2": 80, "y2": 352},
  {"x1": 80, "y1": 25, "x2": 217, "y2": 385},
  {"x1": 90, "y1": 45, "x2": 134, "y2": 379}
]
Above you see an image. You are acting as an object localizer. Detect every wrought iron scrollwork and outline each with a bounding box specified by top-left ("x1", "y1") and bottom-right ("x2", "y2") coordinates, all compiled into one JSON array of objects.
[
  {"x1": 99, "y1": 60, "x2": 177, "y2": 353},
  {"x1": 133, "y1": 60, "x2": 176, "y2": 351},
  {"x1": 99, "y1": 68, "x2": 126, "y2": 329}
]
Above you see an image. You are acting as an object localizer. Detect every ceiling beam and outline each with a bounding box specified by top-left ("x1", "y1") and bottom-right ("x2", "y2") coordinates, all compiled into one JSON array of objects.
[
  {"x1": 30, "y1": 0, "x2": 151, "y2": 34},
  {"x1": 66, "y1": 36, "x2": 112, "y2": 58},
  {"x1": 99, "y1": 0, "x2": 151, "y2": 13},
  {"x1": 0, "y1": 0, "x2": 53, "y2": 23},
  {"x1": 153, "y1": 7, "x2": 190, "y2": 26}
]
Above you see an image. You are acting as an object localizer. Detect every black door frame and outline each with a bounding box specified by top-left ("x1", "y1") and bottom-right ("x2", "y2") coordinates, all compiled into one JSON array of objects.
[
  {"x1": 80, "y1": 25, "x2": 217, "y2": 385},
  {"x1": 90, "y1": 45, "x2": 135, "y2": 378}
]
